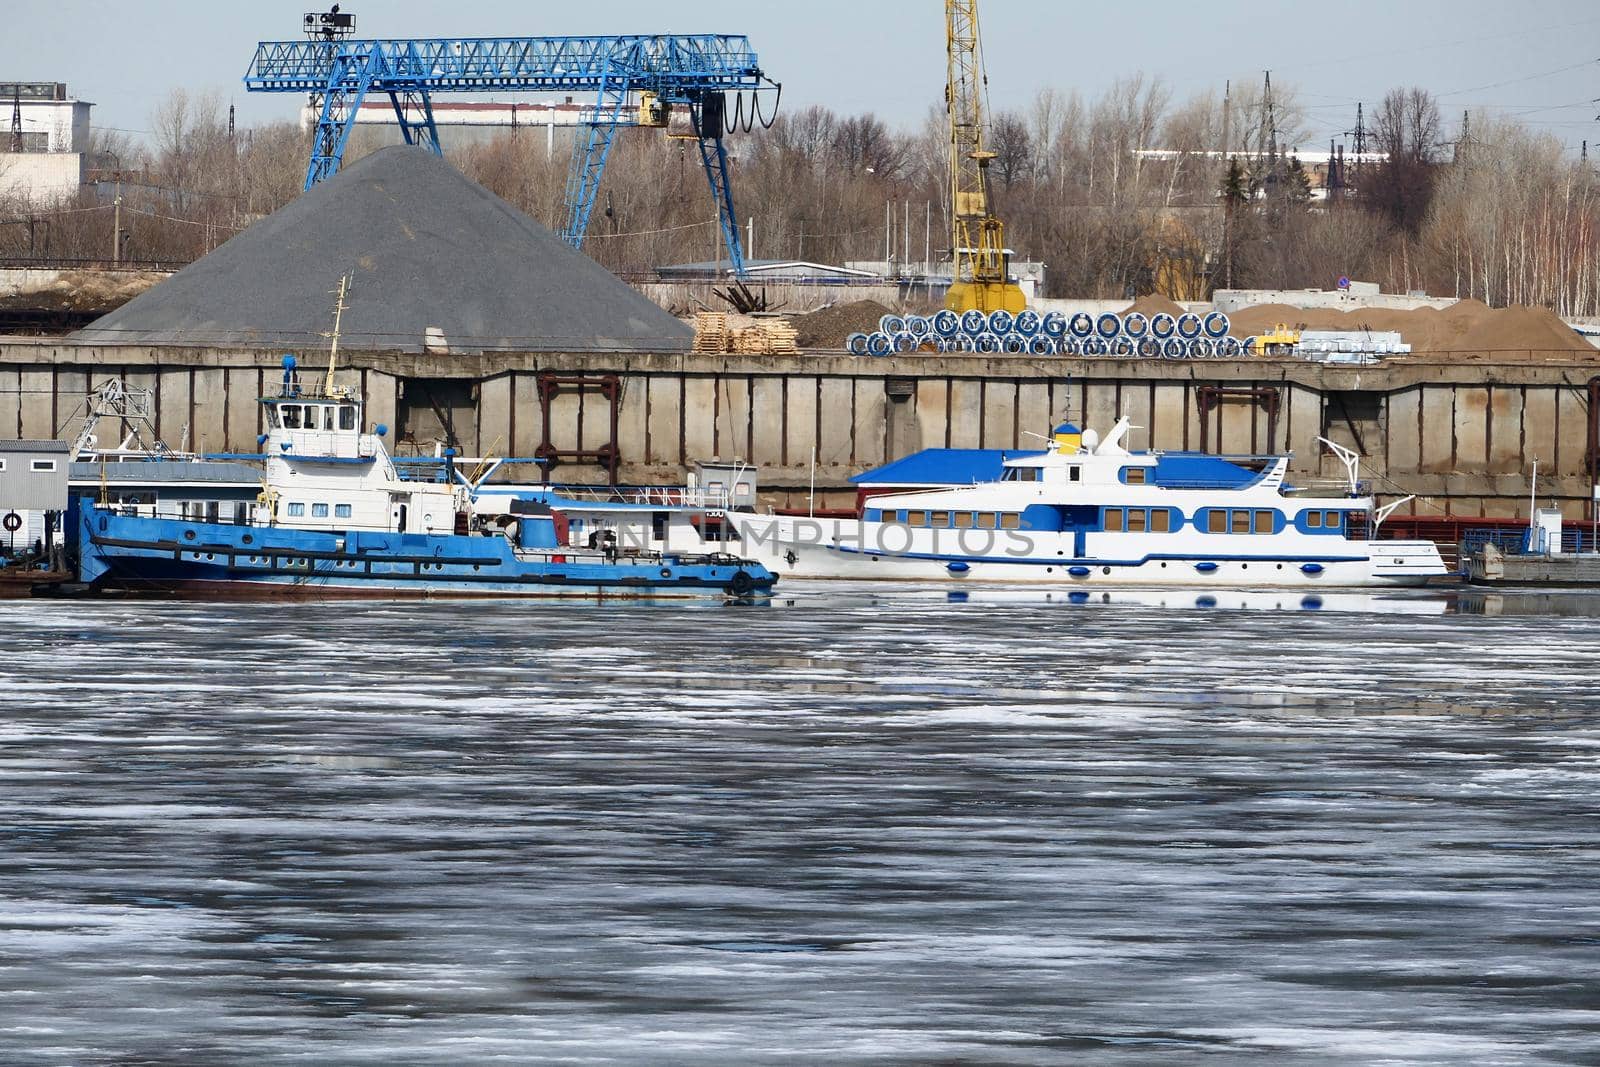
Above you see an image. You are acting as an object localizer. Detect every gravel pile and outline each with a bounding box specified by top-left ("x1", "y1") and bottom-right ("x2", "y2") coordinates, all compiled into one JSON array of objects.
[
  {"x1": 74, "y1": 146, "x2": 691, "y2": 353},
  {"x1": 793, "y1": 300, "x2": 895, "y2": 349}
]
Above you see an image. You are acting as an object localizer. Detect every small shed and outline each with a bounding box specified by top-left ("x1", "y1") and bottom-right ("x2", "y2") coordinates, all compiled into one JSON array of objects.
[{"x1": 0, "y1": 440, "x2": 70, "y2": 513}]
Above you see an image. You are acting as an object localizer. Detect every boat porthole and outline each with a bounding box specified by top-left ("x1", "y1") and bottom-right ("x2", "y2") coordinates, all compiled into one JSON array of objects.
[
  {"x1": 183, "y1": 530, "x2": 196, "y2": 541},
  {"x1": 241, "y1": 534, "x2": 253, "y2": 545},
  {"x1": 1277, "y1": 564, "x2": 1284, "y2": 570},
  {"x1": 1101, "y1": 566, "x2": 1111, "y2": 575},
  {"x1": 205, "y1": 553, "x2": 214, "y2": 561},
  {"x1": 1046, "y1": 567, "x2": 1053, "y2": 573},
  {"x1": 1241, "y1": 563, "x2": 1248, "y2": 570},
  {"x1": 660, "y1": 568, "x2": 672, "y2": 578},
  {"x1": 472, "y1": 564, "x2": 480, "y2": 572}
]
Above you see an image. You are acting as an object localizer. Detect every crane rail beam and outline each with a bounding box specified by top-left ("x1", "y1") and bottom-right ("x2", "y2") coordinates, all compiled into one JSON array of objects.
[{"x1": 244, "y1": 35, "x2": 764, "y2": 96}]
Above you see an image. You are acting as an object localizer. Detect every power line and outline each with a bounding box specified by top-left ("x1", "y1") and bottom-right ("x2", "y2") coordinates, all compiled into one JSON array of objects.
[{"x1": 1437, "y1": 58, "x2": 1597, "y2": 99}]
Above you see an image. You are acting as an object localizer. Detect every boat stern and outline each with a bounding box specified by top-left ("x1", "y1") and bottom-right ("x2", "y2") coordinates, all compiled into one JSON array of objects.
[{"x1": 1366, "y1": 539, "x2": 1448, "y2": 584}]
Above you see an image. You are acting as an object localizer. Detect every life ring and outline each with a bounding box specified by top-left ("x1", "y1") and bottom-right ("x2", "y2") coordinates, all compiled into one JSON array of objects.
[
  {"x1": 728, "y1": 570, "x2": 756, "y2": 597},
  {"x1": 3, "y1": 512, "x2": 21, "y2": 533}
]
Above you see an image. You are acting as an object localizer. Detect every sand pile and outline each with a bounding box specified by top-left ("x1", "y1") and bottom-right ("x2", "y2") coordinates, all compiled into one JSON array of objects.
[
  {"x1": 1121, "y1": 295, "x2": 1186, "y2": 318},
  {"x1": 794, "y1": 299, "x2": 894, "y2": 349},
  {"x1": 1226, "y1": 299, "x2": 1591, "y2": 356}
]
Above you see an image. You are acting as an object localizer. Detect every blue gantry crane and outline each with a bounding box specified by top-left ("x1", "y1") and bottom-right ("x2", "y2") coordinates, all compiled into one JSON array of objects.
[{"x1": 243, "y1": 24, "x2": 777, "y2": 274}]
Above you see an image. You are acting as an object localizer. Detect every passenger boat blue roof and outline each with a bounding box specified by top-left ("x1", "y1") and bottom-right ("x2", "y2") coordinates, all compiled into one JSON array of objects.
[
  {"x1": 1150, "y1": 453, "x2": 1264, "y2": 489},
  {"x1": 851, "y1": 448, "x2": 1044, "y2": 486}
]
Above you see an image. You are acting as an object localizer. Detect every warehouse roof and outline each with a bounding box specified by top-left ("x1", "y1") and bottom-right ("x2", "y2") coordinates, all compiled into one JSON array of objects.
[{"x1": 74, "y1": 146, "x2": 691, "y2": 354}]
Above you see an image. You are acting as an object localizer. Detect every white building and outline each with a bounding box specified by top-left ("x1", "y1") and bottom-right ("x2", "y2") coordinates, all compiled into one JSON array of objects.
[{"x1": 0, "y1": 81, "x2": 94, "y2": 208}]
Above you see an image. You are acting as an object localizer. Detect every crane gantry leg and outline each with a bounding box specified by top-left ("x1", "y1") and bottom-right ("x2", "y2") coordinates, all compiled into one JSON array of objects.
[
  {"x1": 305, "y1": 45, "x2": 385, "y2": 191},
  {"x1": 561, "y1": 60, "x2": 630, "y2": 251},
  {"x1": 691, "y1": 98, "x2": 745, "y2": 276},
  {"x1": 387, "y1": 90, "x2": 442, "y2": 156}
]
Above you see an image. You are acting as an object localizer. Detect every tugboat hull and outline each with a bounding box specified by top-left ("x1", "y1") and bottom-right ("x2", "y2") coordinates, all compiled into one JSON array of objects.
[{"x1": 78, "y1": 507, "x2": 773, "y2": 600}]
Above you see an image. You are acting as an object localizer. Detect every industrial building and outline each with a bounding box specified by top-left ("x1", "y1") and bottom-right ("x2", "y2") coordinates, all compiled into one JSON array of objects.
[
  {"x1": 0, "y1": 438, "x2": 67, "y2": 556},
  {"x1": 0, "y1": 81, "x2": 94, "y2": 207}
]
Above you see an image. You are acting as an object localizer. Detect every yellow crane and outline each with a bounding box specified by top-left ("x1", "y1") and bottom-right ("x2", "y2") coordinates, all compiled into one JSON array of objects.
[{"x1": 944, "y1": 0, "x2": 1026, "y2": 314}]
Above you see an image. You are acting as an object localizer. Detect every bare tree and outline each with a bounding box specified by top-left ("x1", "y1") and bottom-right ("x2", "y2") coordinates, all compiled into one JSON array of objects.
[{"x1": 1366, "y1": 86, "x2": 1443, "y2": 234}]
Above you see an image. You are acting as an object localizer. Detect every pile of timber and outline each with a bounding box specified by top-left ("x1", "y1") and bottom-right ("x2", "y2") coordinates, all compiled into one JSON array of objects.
[{"x1": 692, "y1": 313, "x2": 799, "y2": 355}]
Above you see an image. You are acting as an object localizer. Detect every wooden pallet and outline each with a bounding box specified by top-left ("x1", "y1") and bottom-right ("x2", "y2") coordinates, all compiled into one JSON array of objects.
[{"x1": 692, "y1": 311, "x2": 729, "y2": 353}]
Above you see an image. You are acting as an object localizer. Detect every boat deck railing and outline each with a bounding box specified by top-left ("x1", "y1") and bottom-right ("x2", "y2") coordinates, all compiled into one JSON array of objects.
[{"x1": 549, "y1": 484, "x2": 738, "y2": 510}]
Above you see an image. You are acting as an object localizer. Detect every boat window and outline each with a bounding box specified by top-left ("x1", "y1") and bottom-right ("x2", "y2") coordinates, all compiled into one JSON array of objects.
[
  {"x1": 312, "y1": 503, "x2": 329, "y2": 518},
  {"x1": 953, "y1": 512, "x2": 973, "y2": 528},
  {"x1": 1123, "y1": 467, "x2": 1147, "y2": 484},
  {"x1": 907, "y1": 510, "x2": 926, "y2": 526},
  {"x1": 31, "y1": 459, "x2": 56, "y2": 472},
  {"x1": 999, "y1": 513, "x2": 1021, "y2": 530},
  {"x1": 1069, "y1": 467, "x2": 1081, "y2": 482},
  {"x1": 339, "y1": 405, "x2": 356, "y2": 430},
  {"x1": 1002, "y1": 468, "x2": 1017, "y2": 481},
  {"x1": 234, "y1": 502, "x2": 249, "y2": 524},
  {"x1": 287, "y1": 502, "x2": 305, "y2": 517},
  {"x1": 930, "y1": 511, "x2": 949, "y2": 527},
  {"x1": 336, "y1": 504, "x2": 352, "y2": 518},
  {"x1": 1151, "y1": 509, "x2": 1171, "y2": 533},
  {"x1": 1208, "y1": 510, "x2": 1227, "y2": 534},
  {"x1": 205, "y1": 501, "x2": 219, "y2": 523},
  {"x1": 1104, "y1": 508, "x2": 1124, "y2": 532},
  {"x1": 1306, "y1": 510, "x2": 1323, "y2": 528},
  {"x1": 1327, "y1": 511, "x2": 1343, "y2": 529},
  {"x1": 323, "y1": 406, "x2": 338, "y2": 431},
  {"x1": 1128, "y1": 509, "x2": 1147, "y2": 532},
  {"x1": 284, "y1": 406, "x2": 304, "y2": 429},
  {"x1": 976, "y1": 513, "x2": 996, "y2": 530},
  {"x1": 1255, "y1": 510, "x2": 1275, "y2": 534},
  {"x1": 1231, "y1": 510, "x2": 1251, "y2": 534},
  {"x1": 707, "y1": 481, "x2": 725, "y2": 497}
]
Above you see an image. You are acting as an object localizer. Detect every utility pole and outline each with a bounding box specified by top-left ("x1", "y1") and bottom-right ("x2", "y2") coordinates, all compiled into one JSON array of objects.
[
  {"x1": 112, "y1": 166, "x2": 122, "y2": 265},
  {"x1": 1220, "y1": 80, "x2": 1232, "y2": 158},
  {"x1": 9, "y1": 88, "x2": 22, "y2": 153}
]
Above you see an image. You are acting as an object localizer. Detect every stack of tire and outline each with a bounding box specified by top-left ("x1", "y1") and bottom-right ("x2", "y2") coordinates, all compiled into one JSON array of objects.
[{"x1": 848, "y1": 309, "x2": 1242, "y2": 358}]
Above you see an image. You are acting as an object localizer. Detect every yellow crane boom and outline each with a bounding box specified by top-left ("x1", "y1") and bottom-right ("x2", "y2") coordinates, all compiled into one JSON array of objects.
[{"x1": 945, "y1": 0, "x2": 1025, "y2": 314}]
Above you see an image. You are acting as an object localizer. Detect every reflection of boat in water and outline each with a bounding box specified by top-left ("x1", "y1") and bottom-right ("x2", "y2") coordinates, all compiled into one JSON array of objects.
[
  {"x1": 740, "y1": 419, "x2": 1448, "y2": 588},
  {"x1": 773, "y1": 581, "x2": 1456, "y2": 615}
]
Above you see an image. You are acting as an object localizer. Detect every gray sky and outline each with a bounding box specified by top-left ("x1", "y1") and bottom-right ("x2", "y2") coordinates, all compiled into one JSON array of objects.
[{"x1": 9, "y1": 0, "x2": 1599, "y2": 154}]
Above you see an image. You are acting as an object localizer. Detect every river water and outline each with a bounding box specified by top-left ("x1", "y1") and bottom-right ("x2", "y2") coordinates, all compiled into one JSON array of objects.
[{"x1": 2, "y1": 586, "x2": 1598, "y2": 1065}]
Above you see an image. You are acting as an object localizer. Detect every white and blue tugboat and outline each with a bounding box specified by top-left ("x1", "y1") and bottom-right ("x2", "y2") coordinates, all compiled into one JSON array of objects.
[
  {"x1": 738, "y1": 419, "x2": 1447, "y2": 587},
  {"x1": 75, "y1": 352, "x2": 775, "y2": 600}
]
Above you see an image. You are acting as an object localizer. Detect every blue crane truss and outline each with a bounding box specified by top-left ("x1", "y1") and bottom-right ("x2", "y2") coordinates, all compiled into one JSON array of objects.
[{"x1": 243, "y1": 35, "x2": 772, "y2": 274}]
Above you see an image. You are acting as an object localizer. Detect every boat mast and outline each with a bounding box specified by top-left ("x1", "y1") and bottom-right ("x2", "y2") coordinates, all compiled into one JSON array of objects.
[{"x1": 323, "y1": 272, "x2": 352, "y2": 396}]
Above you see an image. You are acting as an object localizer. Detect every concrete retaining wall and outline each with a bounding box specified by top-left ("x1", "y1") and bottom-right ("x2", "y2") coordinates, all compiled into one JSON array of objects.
[{"x1": 2, "y1": 339, "x2": 1596, "y2": 517}]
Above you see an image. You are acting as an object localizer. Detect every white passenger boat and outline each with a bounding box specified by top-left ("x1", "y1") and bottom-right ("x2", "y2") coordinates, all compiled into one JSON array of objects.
[{"x1": 735, "y1": 419, "x2": 1447, "y2": 587}]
